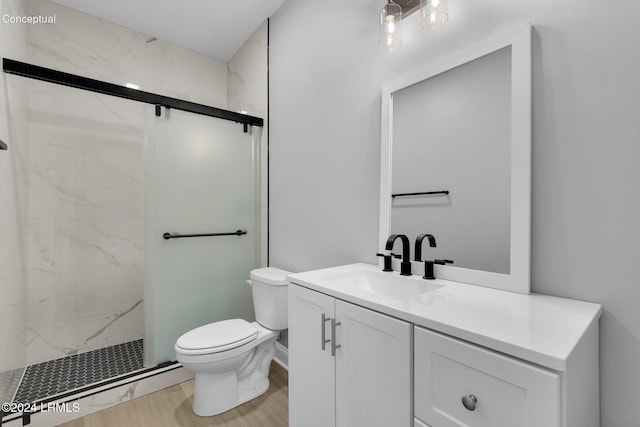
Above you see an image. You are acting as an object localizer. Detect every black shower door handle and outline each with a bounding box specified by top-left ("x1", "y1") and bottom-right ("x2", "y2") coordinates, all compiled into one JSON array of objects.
[{"x1": 162, "y1": 230, "x2": 247, "y2": 240}]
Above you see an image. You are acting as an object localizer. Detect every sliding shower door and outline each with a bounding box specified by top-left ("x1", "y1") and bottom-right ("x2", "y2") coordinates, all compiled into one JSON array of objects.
[{"x1": 145, "y1": 108, "x2": 260, "y2": 366}]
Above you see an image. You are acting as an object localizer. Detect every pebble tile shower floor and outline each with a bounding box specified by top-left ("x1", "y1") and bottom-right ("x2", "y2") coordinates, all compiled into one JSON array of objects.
[
  {"x1": 14, "y1": 340, "x2": 144, "y2": 403},
  {"x1": 0, "y1": 368, "x2": 24, "y2": 404}
]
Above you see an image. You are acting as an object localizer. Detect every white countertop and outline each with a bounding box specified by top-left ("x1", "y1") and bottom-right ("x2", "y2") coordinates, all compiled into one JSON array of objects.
[{"x1": 287, "y1": 263, "x2": 602, "y2": 372}]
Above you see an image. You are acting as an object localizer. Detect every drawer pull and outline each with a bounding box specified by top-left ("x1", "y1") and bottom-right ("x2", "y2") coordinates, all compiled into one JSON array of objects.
[{"x1": 461, "y1": 394, "x2": 478, "y2": 411}]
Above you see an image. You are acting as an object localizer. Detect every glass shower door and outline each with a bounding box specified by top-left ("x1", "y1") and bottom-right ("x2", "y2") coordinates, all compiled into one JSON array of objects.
[{"x1": 145, "y1": 108, "x2": 260, "y2": 365}]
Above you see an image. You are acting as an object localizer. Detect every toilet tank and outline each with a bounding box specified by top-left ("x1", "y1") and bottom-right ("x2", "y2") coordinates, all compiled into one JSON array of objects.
[{"x1": 249, "y1": 267, "x2": 291, "y2": 330}]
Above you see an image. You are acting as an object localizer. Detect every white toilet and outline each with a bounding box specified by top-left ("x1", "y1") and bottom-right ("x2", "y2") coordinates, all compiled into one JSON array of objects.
[{"x1": 175, "y1": 267, "x2": 290, "y2": 416}]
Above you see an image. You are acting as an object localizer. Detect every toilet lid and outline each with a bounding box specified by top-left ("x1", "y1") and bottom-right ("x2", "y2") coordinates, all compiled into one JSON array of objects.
[{"x1": 176, "y1": 319, "x2": 258, "y2": 353}]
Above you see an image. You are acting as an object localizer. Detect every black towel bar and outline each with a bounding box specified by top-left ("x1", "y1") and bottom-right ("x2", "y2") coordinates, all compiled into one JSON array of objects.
[
  {"x1": 391, "y1": 190, "x2": 449, "y2": 198},
  {"x1": 162, "y1": 230, "x2": 247, "y2": 240}
]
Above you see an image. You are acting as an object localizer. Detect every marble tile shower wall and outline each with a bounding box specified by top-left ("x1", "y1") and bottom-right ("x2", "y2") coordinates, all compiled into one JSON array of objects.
[
  {"x1": 24, "y1": 81, "x2": 146, "y2": 365},
  {"x1": 227, "y1": 21, "x2": 269, "y2": 266},
  {"x1": 0, "y1": 0, "x2": 29, "y2": 374},
  {"x1": 1, "y1": 0, "x2": 228, "y2": 366}
]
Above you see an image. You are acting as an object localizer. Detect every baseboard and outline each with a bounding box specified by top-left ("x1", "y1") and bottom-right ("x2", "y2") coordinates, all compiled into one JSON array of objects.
[
  {"x1": 1, "y1": 364, "x2": 194, "y2": 426},
  {"x1": 273, "y1": 342, "x2": 288, "y2": 371}
]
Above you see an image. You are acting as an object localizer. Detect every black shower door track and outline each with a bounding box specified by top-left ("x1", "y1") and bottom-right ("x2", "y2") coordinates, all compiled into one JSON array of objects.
[{"x1": 2, "y1": 58, "x2": 263, "y2": 128}]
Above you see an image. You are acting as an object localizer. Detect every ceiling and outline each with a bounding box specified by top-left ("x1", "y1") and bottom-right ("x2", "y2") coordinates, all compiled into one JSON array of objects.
[{"x1": 51, "y1": 0, "x2": 286, "y2": 61}]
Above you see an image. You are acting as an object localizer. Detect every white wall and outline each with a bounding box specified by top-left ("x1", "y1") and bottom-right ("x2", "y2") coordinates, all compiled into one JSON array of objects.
[{"x1": 269, "y1": 0, "x2": 640, "y2": 424}]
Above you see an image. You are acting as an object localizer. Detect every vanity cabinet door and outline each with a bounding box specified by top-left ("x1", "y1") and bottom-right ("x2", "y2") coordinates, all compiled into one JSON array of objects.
[
  {"x1": 414, "y1": 327, "x2": 561, "y2": 427},
  {"x1": 289, "y1": 284, "x2": 412, "y2": 427},
  {"x1": 288, "y1": 284, "x2": 336, "y2": 427},
  {"x1": 335, "y1": 300, "x2": 412, "y2": 427}
]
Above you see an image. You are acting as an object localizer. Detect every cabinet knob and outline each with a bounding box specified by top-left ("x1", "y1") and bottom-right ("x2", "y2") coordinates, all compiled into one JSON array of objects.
[{"x1": 461, "y1": 394, "x2": 478, "y2": 411}]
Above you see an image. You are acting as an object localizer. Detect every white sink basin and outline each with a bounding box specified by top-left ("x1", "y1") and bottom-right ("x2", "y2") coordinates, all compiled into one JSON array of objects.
[{"x1": 322, "y1": 269, "x2": 443, "y2": 301}]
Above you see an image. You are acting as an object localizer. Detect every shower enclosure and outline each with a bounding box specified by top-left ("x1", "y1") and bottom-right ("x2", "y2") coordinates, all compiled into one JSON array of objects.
[{"x1": 0, "y1": 59, "x2": 262, "y2": 423}]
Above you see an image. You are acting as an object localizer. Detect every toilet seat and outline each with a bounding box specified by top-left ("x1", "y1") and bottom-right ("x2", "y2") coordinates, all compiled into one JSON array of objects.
[{"x1": 176, "y1": 319, "x2": 258, "y2": 355}]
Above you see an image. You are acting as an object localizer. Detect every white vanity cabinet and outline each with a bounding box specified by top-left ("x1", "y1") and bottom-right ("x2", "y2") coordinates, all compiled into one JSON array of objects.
[
  {"x1": 287, "y1": 263, "x2": 602, "y2": 427},
  {"x1": 288, "y1": 283, "x2": 412, "y2": 427},
  {"x1": 414, "y1": 327, "x2": 561, "y2": 427}
]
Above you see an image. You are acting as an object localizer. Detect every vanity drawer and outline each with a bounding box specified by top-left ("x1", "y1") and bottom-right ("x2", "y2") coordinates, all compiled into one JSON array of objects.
[{"x1": 414, "y1": 327, "x2": 561, "y2": 427}]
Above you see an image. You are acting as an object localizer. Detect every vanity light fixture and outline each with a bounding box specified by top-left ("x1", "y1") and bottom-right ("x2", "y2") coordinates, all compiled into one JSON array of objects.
[
  {"x1": 379, "y1": 0, "x2": 403, "y2": 53},
  {"x1": 379, "y1": 0, "x2": 449, "y2": 52},
  {"x1": 420, "y1": 0, "x2": 448, "y2": 30}
]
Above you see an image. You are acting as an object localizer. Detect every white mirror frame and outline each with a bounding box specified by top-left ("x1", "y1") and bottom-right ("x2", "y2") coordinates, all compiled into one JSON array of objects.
[{"x1": 379, "y1": 24, "x2": 532, "y2": 294}]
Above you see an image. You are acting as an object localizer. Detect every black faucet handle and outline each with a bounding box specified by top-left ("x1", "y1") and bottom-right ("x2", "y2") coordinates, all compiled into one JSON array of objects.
[
  {"x1": 390, "y1": 253, "x2": 402, "y2": 259},
  {"x1": 376, "y1": 253, "x2": 394, "y2": 272},
  {"x1": 424, "y1": 259, "x2": 454, "y2": 280}
]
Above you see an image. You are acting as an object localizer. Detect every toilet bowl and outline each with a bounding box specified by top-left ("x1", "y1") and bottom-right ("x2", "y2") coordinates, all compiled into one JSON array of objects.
[{"x1": 175, "y1": 267, "x2": 290, "y2": 417}]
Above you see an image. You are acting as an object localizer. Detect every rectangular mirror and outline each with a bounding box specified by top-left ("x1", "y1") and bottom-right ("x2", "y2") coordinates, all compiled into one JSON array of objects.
[{"x1": 379, "y1": 25, "x2": 531, "y2": 294}]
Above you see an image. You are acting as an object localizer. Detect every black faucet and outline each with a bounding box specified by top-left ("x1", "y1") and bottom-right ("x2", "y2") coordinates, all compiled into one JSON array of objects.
[
  {"x1": 414, "y1": 234, "x2": 437, "y2": 261},
  {"x1": 385, "y1": 234, "x2": 412, "y2": 276}
]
